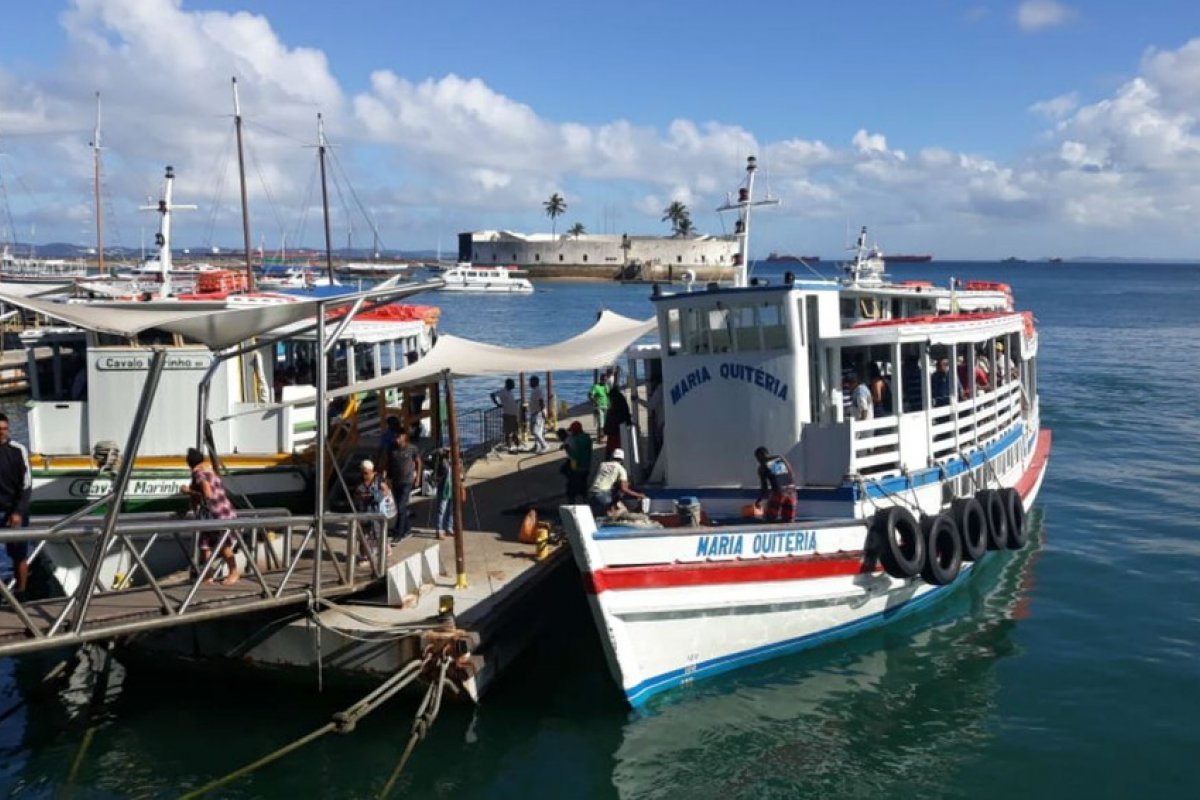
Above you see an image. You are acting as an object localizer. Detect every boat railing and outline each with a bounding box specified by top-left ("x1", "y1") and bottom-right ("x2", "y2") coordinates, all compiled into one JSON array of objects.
[
  {"x1": 930, "y1": 379, "x2": 1023, "y2": 461},
  {"x1": 0, "y1": 509, "x2": 391, "y2": 658},
  {"x1": 849, "y1": 378, "x2": 1023, "y2": 477}
]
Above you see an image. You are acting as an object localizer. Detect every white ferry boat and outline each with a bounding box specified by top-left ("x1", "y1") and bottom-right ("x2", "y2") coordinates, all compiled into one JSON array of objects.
[
  {"x1": 559, "y1": 156, "x2": 1052, "y2": 707},
  {"x1": 439, "y1": 263, "x2": 533, "y2": 293}
]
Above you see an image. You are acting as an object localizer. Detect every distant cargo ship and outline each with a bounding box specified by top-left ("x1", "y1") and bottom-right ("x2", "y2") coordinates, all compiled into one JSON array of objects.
[
  {"x1": 881, "y1": 253, "x2": 933, "y2": 263},
  {"x1": 765, "y1": 252, "x2": 820, "y2": 263}
]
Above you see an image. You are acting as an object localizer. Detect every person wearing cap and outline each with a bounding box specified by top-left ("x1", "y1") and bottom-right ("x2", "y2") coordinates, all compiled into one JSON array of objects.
[
  {"x1": 588, "y1": 448, "x2": 645, "y2": 518},
  {"x1": 753, "y1": 446, "x2": 797, "y2": 522},
  {"x1": 562, "y1": 421, "x2": 593, "y2": 503}
]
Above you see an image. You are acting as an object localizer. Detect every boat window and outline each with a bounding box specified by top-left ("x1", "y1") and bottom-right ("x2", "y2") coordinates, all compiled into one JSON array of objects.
[
  {"x1": 682, "y1": 308, "x2": 707, "y2": 354},
  {"x1": 664, "y1": 308, "x2": 682, "y2": 356},
  {"x1": 760, "y1": 301, "x2": 788, "y2": 350},
  {"x1": 733, "y1": 305, "x2": 761, "y2": 351},
  {"x1": 840, "y1": 298, "x2": 857, "y2": 320},
  {"x1": 708, "y1": 306, "x2": 732, "y2": 353},
  {"x1": 899, "y1": 343, "x2": 924, "y2": 412}
]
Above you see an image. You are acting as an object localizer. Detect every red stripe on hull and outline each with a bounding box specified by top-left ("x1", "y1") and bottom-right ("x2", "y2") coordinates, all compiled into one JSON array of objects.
[
  {"x1": 1016, "y1": 429, "x2": 1052, "y2": 500},
  {"x1": 583, "y1": 554, "x2": 871, "y2": 594}
]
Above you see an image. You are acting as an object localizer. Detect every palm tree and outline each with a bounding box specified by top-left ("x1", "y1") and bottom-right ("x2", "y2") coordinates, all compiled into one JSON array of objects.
[
  {"x1": 567, "y1": 222, "x2": 586, "y2": 239},
  {"x1": 675, "y1": 215, "x2": 695, "y2": 237},
  {"x1": 662, "y1": 201, "x2": 689, "y2": 236},
  {"x1": 544, "y1": 193, "x2": 567, "y2": 237}
]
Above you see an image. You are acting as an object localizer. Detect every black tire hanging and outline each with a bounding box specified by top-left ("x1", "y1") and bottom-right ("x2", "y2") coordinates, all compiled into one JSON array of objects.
[
  {"x1": 1000, "y1": 487, "x2": 1027, "y2": 549},
  {"x1": 870, "y1": 506, "x2": 926, "y2": 579},
  {"x1": 951, "y1": 497, "x2": 988, "y2": 561},
  {"x1": 977, "y1": 489, "x2": 1009, "y2": 551},
  {"x1": 920, "y1": 514, "x2": 963, "y2": 585}
]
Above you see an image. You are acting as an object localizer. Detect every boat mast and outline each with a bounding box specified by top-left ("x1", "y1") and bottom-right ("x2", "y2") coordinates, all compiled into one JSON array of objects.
[
  {"x1": 140, "y1": 165, "x2": 196, "y2": 298},
  {"x1": 232, "y1": 77, "x2": 255, "y2": 290},
  {"x1": 716, "y1": 155, "x2": 778, "y2": 288},
  {"x1": 317, "y1": 113, "x2": 335, "y2": 285},
  {"x1": 91, "y1": 92, "x2": 105, "y2": 275}
]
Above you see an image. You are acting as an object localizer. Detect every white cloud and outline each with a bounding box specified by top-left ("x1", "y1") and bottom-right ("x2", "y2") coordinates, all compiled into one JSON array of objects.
[
  {"x1": 1016, "y1": 1, "x2": 1077, "y2": 32},
  {"x1": 1029, "y1": 92, "x2": 1079, "y2": 119},
  {"x1": 4, "y1": 1, "x2": 1200, "y2": 258}
]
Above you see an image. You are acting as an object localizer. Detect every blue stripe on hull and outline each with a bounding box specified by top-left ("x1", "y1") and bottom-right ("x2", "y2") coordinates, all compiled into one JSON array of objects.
[{"x1": 623, "y1": 574, "x2": 963, "y2": 708}]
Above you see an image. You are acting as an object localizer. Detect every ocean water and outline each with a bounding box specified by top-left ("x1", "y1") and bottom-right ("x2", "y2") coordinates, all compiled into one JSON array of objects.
[{"x1": 2, "y1": 261, "x2": 1199, "y2": 798}]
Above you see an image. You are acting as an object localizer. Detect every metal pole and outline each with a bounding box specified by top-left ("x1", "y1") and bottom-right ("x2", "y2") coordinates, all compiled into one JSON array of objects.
[
  {"x1": 232, "y1": 77, "x2": 256, "y2": 291},
  {"x1": 72, "y1": 349, "x2": 168, "y2": 633},
  {"x1": 517, "y1": 371, "x2": 527, "y2": 443},
  {"x1": 92, "y1": 92, "x2": 105, "y2": 276},
  {"x1": 443, "y1": 371, "x2": 467, "y2": 588},
  {"x1": 317, "y1": 114, "x2": 336, "y2": 286},
  {"x1": 314, "y1": 304, "x2": 327, "y2": 598}
]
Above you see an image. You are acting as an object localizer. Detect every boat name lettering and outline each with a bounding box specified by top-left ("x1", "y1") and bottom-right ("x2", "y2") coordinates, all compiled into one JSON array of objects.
[
  {"x1": 718, "y1": 363, "x2": 789, "y2": 401},
  {"x1": 669, "y1": 364, "x2": 789, "y2": 405},
  {"x1": 695, "y1": 530, "x2": 818, "y2": 558},
  {"x1": 96, "y1": 355, "x2": 209, "y2": 371},
  {"x1": 68, "y1": 478, "x2": 183, "y2": 498},
  {"x1": 669, "y1": 366, "x2": 712, "y2": 405}
]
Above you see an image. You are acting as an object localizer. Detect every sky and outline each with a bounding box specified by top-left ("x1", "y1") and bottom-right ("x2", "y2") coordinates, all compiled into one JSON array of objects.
[{"x1": 1, "y1": 0, "x2": 1200, "y2": 259}]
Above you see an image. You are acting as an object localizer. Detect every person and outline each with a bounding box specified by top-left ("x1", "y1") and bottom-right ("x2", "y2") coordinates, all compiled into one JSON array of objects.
[
  {"x1": 588, "y1": 448, "x2": 645, "y2": 518},
  {"x1": 528, "y1": 375, "x2": 548, "y2": 454},
  {"x1": 753, "y1": 446, "x2": 797, "y2": 523},
  {"x1": 379, "y1": 427, "x2": 420, "y2": 541},
  {"x1": 431, "y1": 448, "x2": 455, "y2": 539},
  {"x1": 588, "y1": 372, "x2": 610, "y2": 443},
  {"x1": 563, "y1": 421, "x2": 593, "y2": 503},
  {"x1": 352, "y1": 459, "x2": 390, "y2": 563},
  {"x1": 994, "y1": 341, "x2": 1012, "y2": 385},
  {"x1": 868, "y1": 366, "x2": 892, "y2": 417},
  {"x1": 0, "y1": 413, "x2": 32, "y2": 599},
  {"x1": 603, "y1": 384, "x2": 632, "y2": 457},
  {"x1": 181, "y1": 447, "x2": 239, "y2": 584},
  {"x1": 491, "y1": 378, "x2": 520, "y2": 450},
  {"x1": 845, "y1": 374, "x2": 873, "y2": 421},
  {"x1": 900, "y1": 354, "x2": 923, "y2": 412},
  {"x1": 931, "y1": 358, "x2": 953, "y2": 407}
]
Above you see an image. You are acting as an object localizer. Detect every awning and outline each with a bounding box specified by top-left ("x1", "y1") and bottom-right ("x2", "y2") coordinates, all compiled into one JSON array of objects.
[
  {"x1": 328, "y1": 310, "x2": 657, "y2": 398},
  {"x1": 0, "y1": 281, "x2": 441, "y2": 351}
]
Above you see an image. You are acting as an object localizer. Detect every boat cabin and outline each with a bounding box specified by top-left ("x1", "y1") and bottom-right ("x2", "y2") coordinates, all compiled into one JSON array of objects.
[{"x1": 631, "y1": 276, "x2": 1039, "y2": 514}]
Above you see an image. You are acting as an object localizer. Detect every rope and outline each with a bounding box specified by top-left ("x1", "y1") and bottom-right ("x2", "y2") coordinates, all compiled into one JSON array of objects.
[
  {"x1": 306, "y1": 597, "x2": 443, "y2": 643},
  {"x1": 377, "y1": 654, "x2": 453, "y2": 799},
  {"x1": 178, "y1": 654, "x2": 434, "y2": 800}
]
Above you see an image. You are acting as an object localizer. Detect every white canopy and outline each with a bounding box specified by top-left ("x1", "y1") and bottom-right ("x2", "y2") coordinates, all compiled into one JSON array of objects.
[
  {"x1": 0, "y1": 281, "x2": 439, "y2": 351},
  {"x1": 328, "y1": 310, "x2": 657, "y2": 398}
]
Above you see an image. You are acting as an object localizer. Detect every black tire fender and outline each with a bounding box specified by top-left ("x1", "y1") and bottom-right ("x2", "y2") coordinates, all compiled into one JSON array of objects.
[
  {"x1": 951, "y1": 497, "x2": 988, "y2": 561},
  {"x1": 920, "y1": 513, "x2": 963, "y2": 586},
  {"x1": 870, "y1": 506, "x2": 926, "y2": 579},
  {"x1": 978, "y1": 489, "x2": 1008, "y2": 551},
  {"x1": 1000, "y1": 487, "x2": 1027, "y2": 549}
]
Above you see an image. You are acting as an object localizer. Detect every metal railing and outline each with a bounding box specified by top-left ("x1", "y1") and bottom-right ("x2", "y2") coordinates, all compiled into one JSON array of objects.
[{"x1": 0, "y1": 508, "x2": 390, "y2": 658}]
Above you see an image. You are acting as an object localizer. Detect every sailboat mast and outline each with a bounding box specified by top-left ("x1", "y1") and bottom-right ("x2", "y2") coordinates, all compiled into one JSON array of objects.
[
  {"x1": 317, "y1": 113, "x2": 335, "y2": 284},
  {"x1": 232, "y1": 77, "x2": 255, "y2": 290},
  {"x1": 92, "y1": 92, "x2": 104, "y2": 275},
  {"x1": 716, "y1": 155, "x2": 778, "y2": 288}
]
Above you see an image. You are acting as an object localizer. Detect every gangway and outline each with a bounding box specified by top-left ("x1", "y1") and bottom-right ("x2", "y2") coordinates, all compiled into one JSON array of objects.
[{"x1": 0, "y1": 509, "x2": 389, "y2": 658}]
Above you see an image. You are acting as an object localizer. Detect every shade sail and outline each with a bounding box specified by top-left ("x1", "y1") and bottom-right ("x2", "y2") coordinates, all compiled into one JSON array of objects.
[
  {"x1": 328, "y1": 310, "x2": 657, "y2": 398},
  {"x1": 0, "y1": 281, "x2": 440, "y2": 350}
]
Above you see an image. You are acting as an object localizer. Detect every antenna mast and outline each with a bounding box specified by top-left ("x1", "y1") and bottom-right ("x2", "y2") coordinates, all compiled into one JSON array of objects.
[
  {"x1": 91, "y1": 92, "x2": 104, "y2": 274},
  {"x1": 232, "y1": 77, "x2": 255, "y2": 290},
  {"x1": 716, "y1": 156, "x2": 779, "y2": 287}
]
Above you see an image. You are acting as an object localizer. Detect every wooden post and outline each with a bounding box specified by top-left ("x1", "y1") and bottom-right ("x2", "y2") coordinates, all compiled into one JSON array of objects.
[
  {"x1": 430, "y1": 380, "x2": 443, "y2": 447},
  {"x1": 444, "y1": 371, "x2": 468, "y2": 588},
  {"x1": 545, "y1": 370, "x2": 555, "y2": 427}
]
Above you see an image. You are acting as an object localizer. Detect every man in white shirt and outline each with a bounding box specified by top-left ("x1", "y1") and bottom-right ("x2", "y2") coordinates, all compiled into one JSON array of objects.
[
  {"x1": 528, "y1": 375, "x2": 548, "y2": 453},
  {"x1": 588, "y1": 448, "x2": 646, "y2": 517},
  {"x1": 846, "y1": 374, "x2": 874, "y2": 421},
  {"x1": 490, "y1": 378, "x2": 520, "y2": 450}
]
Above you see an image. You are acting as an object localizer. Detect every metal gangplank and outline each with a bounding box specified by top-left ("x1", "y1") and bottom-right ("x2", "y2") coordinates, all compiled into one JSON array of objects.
[{"x1": 0, "y1": 509, "x2": 390, "y2": 658}]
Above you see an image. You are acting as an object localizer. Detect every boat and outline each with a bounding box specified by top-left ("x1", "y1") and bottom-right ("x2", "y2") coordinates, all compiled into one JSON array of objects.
[
  {"x1": 1001, "y1": 257, "x2": 1026, "y2": 264},
  {"x1": 765, "y1": 252, "x2": 820, "y2": 263},
  {"x1": 881, "y1": 253, "x2": 933, "y2": 263},
  {"x1": 559, "y1": 158, "x2": 1051, "y2": 708},
  {"x1": 337, "y1": 261, "x2": 410, "y2": 280},
  {"x1": 439, "y1": 263, "x2": 533, "y2": 293},
  {"x1": 0, "y1": 246, "x2": 92, "y2": 284}
]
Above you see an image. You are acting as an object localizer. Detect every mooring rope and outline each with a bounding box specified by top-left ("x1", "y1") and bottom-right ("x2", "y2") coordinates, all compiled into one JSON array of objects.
[
  {"x1": 376, "y1": 654, "x2": 454, "y2": 798},
  {"x1": 178, "y1": 652, "x2": 438, "y2": 800}
]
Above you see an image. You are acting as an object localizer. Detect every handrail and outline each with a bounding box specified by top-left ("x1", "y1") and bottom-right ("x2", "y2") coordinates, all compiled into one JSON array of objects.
[{"x1": 0, "y1": 508, "x2": 390, "y2": 657}]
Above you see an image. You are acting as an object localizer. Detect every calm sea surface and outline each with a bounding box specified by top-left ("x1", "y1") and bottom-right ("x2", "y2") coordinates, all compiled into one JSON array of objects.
[{"x1": 2, "y1": 261, "x2": 1199, "y2": 798}]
